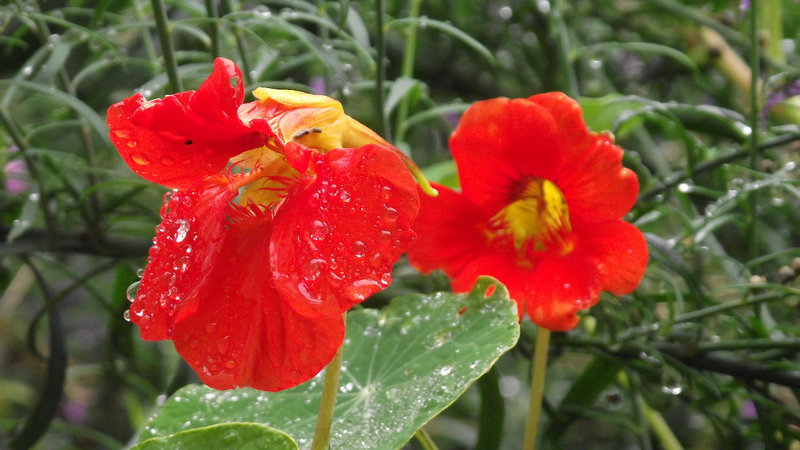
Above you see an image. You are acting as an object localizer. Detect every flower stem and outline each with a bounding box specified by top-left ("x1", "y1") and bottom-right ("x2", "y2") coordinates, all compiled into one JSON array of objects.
[
  {"x1": 393, "y1": 0, "x2": 423, "y2": 143},
  {"x1": 311, "y1": 316, "x2": 345, "y2": 450},
  {"x1": 150, "y1": 0, "x2": 183, "y2": 91},
  {"x1": 414, "y1": 428, "x2": 439, "y2": 450},
  {"x1": 522, "y1": 327, "x2": 551, "y2": 450}
]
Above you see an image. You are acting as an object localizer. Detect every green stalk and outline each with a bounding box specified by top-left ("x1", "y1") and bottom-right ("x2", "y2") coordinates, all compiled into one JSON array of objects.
[
  {"x1": 151, "y1": 0, "x2": 183, "y2": 91},
  {"x1": 205, "y1": 0, "x2": 220, "y2": 57},
  {"x1": 414, "y1": 428, "x2": 439, "y2": 450},
  {"x1": 311, "y1": 314, "x2": 345, "y2": 450},
  {"x1": 375, "y1": 0, "x2": 389, "y2": 137},
  {"x1": 476, "y1": 366, "x2": 504, "y2": 450},
  {"x1": 393, "y1": 0, "x2": 423, "y2": 143},
  {"x1": 522, "y1": 327, "x2": 551, "y2": 450},
  {"x1": 747, "y1": 0, "x2": 760, "y2": 263}
]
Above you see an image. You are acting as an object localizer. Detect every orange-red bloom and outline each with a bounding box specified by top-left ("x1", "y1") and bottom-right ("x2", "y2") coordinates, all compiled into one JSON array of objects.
[
  {"x1": 108, "y1": 58, "x2": 419, "y2": 390},
  {"x1": 407, "y1": 93, "x2": 648, "y2": 331}
]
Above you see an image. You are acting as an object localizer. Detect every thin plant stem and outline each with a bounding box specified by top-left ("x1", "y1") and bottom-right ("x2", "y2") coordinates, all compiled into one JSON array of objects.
[
  {"x1": 393, "y1": 0, "x2": 423, "y2": 143},
  {"x1": 151, "y1": 0, "x2": 183, "y2": 91},
  {"x1": 522, "y1": 327, "x2": 551, "y2": 450},
  {"x1": 205, "y1": 0, "x2": 220, "y2": 57},
  {"x1": 375, "y1": 0, "x2": 388, "y2": 138},
  {"x1": 414, "y1": 427, "x2": 439, "y2": 450},
  {"x1": 311, "y1": 314, "x2": 345, "y2": 450},
  {"x1": 747, "y1": 0, "x2": 759, "y2": 263}
]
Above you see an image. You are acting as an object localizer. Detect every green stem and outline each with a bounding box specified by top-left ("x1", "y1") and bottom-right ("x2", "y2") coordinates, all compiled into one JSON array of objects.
[
  {"x1": 393, "y1": 0, "x2": 423, "y2": 143},
  {"x1": 476, "y1": 366, "x2": 504, "y2": 450},
  {"x1": 375, "y1": 0, "x2": 388, "y2": 138},
  {"x1": 747, "y1": 0, "x2": 760, "y2": 263},
  {"x1": 642, "y1": 403, "x2": 683, "y2": 450},
  {"x1": 523, "y1": 327, "x2": 551, "y2": 450},
  {"x1": 151, "y1": 0, "x2": 183, "y2": 91},
  {"x1": 204, "y1": 0, "x2": 220, "y2": 57},
  {"x1": 311, "y1": 316, "x2": 345, "y2": 450},
  {"x1": 414, "y1": 427, "x2": 439, "y2": 450}
]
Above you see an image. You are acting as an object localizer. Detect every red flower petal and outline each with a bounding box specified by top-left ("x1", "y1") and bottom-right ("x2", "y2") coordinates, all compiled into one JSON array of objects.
[
  {"x1": 131, "y1": 176, "x2": 234, "y2": 340},
  {"x1": 107, "y1": 58, "x2": 269, "y2": 188},
  {"x1": 572, "y1": 218, "x2": 649, "y2": 295},
  {"x1": 270, "y1": 144, "x2": 420, "y2": 317},
  {"x1": 524, "y1": 254, "x2": 602, "y2": 331},
  {"x1": 449, "y1": 97, "x2": 564, "y2": 213},
  {"x1": 556, "y1": 132, "x2": 639, "y2": 222},
  {"x1": 170, "y1": 214, "x2": 344, "y2": 391},
  {"x1": 406, "y1": 183, "x2": 494, "y2": 277}
]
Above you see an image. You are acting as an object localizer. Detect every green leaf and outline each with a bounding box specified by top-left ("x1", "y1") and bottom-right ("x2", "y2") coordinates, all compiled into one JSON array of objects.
[
  {"x1": 138, "y1": 277, "x2": 519, "y2": 449},
  {"x1": 135, "y1": 423, "x2": 297, "y2": 450}
]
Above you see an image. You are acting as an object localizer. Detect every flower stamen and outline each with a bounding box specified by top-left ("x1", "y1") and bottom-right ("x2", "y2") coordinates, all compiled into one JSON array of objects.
[{"x1": 490, "y1": 177, "x2": 571, "y2": 252}]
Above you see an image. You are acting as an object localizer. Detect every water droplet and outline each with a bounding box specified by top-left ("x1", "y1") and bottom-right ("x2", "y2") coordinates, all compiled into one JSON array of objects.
[
  {"x1": 161, "y1": 156, "x2": 175, "y2": 165},
  {"x1": 28, "y1": 193, "x2": 40, "y2": 202},
  {"x1": 131, "y1": 153, "x2": 149, "y2": 164},
  {"x1": 383, "y1": 205, "x2": 399, "y2": 223},
  {"x1": 339, "y1": 190, "x2": 351, "y2": 202},
  {"x1": 677, "y1": 182, "x2": 691, "y2": 193},
  {"x1": 438, "y1": 365, "x2": 453, "y2": 376},
  {"x1": 345, "y1": 279, "x2": 380, "y2": 300},
  {"x1": 123, "y1": 309, "x2": 131, "y2": 321},
  {"x1": 225, "y1": 360, "x2": 237, "y2": 369},
  {"x1": 136, "y1": 268, "x2": 145, "y2": 278},
  {"x1": 175, "y1": 219, "x2": 190, "y2": 242},
  {"x1": 126, "y1": 281, "x2": 140, "y2": 302},
  {"x1": 352, "y1": 240, "x2": 367, "y2": 258},
  {"x1": 298, "y1": 281, "x2": 323, "y2": 304},
  {"x1": 113, "y1": 129, "x2": 131, "y2": 139},
  {"x1": 310, "y1": 220, "x2": 328, "y2": 241},
  {"x1": 21, "y1": 66, "x2": 33, "y2": 76}
]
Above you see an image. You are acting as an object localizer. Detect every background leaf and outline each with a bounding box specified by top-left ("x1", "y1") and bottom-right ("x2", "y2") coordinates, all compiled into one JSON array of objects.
[
  {"x1": 137, "y1": 277, "x2": 520, "y2": 449},
  {"x1": 134, "y1": 422, "x2": 298, "y2": 449}
]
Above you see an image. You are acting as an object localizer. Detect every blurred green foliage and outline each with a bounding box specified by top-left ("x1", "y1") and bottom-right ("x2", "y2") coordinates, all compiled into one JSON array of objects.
[{"x1": 2, "y1": 0, "x2": 800, "y2": 448}]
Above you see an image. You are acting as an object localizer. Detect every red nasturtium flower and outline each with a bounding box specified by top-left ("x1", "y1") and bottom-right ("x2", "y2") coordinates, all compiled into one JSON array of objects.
[
  {"x1": 407, "y1": 93, "x2": 648, "y2": 331},
  {"x1": 107, "y1": 58, "x2": 420, "y2": 391}
]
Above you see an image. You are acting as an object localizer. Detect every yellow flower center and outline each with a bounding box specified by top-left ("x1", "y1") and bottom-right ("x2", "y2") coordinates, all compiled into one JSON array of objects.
[{"x1": 490, "y1": 177, "x2": 572, "y2": 253}]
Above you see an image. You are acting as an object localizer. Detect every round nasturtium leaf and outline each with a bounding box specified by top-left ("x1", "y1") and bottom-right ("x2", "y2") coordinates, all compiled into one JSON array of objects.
[
  {"x1": 138, "y1": 277, "x2": 520, "y2": 449},
  {"x1": 134, "y1": 422, "x2": 297, "y2": 449}
]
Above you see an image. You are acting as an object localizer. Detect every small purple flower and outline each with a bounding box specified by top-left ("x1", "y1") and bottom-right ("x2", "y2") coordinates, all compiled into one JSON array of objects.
[
  {"x1": 3, "y1": 146, "x2": 29, "y2": 194},
  {"x1": 763, "y1": 79, "x2": 800, "y2": 122},
  {"x1": 740, "y1": 0, "x2": 751, "y2": 13}
]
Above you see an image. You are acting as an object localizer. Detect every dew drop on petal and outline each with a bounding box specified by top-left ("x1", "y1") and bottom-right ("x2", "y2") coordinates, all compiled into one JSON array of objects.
[
  {"x1": 131, "y1": 153, "x2": 149, "y2": 164},
  {"x1": 113, "y1": 129, "x2": 131, "y2": 139},
  {"x1": 126, "y1": 281, "x2": 140, "y2": 302},
  {"x1": 174, "y1": 220, "x2": 190, "y2": 243},
  {"x1": 309, "y1": 220, "x2": 328, "y2": 241},
  {"x1": 351, "y1": 240, "x2": 367, "y2": 258},
  {"x1": 136, "y1": 268, "x2": 145, "y2": 278},
  {"x1": 382, "y1": 205, "x2": 399, "y2": 223},
  {"x1": 161, "y1": 156, "x2": 175, "y2": 165},
  {"x1": 123, "y1": 309, "x2": 131, "y2": 322},
  {"x1": 345, "y1": 279, "x2": 381, "y2": 301}
]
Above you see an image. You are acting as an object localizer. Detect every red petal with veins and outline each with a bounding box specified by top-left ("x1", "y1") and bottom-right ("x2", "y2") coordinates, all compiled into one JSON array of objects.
[
  {"x1": 406, "y1": 183, "x2": 494, "y2": 277},
  {"x1": 270, "y1": 144, "x2": 420, "y2": 318},
  {"x1": 171, "y1": 214, "x2": 344, "y2": 391},
  {"x1": 107, "y1": 58, "x2": 269, "y2": 188},
  {"x1": 557, "y1": 133, "x2": 640, "y2": 222},
  {"x1": 450, "y1": 97, "x2": 564, "y2": 213}
]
